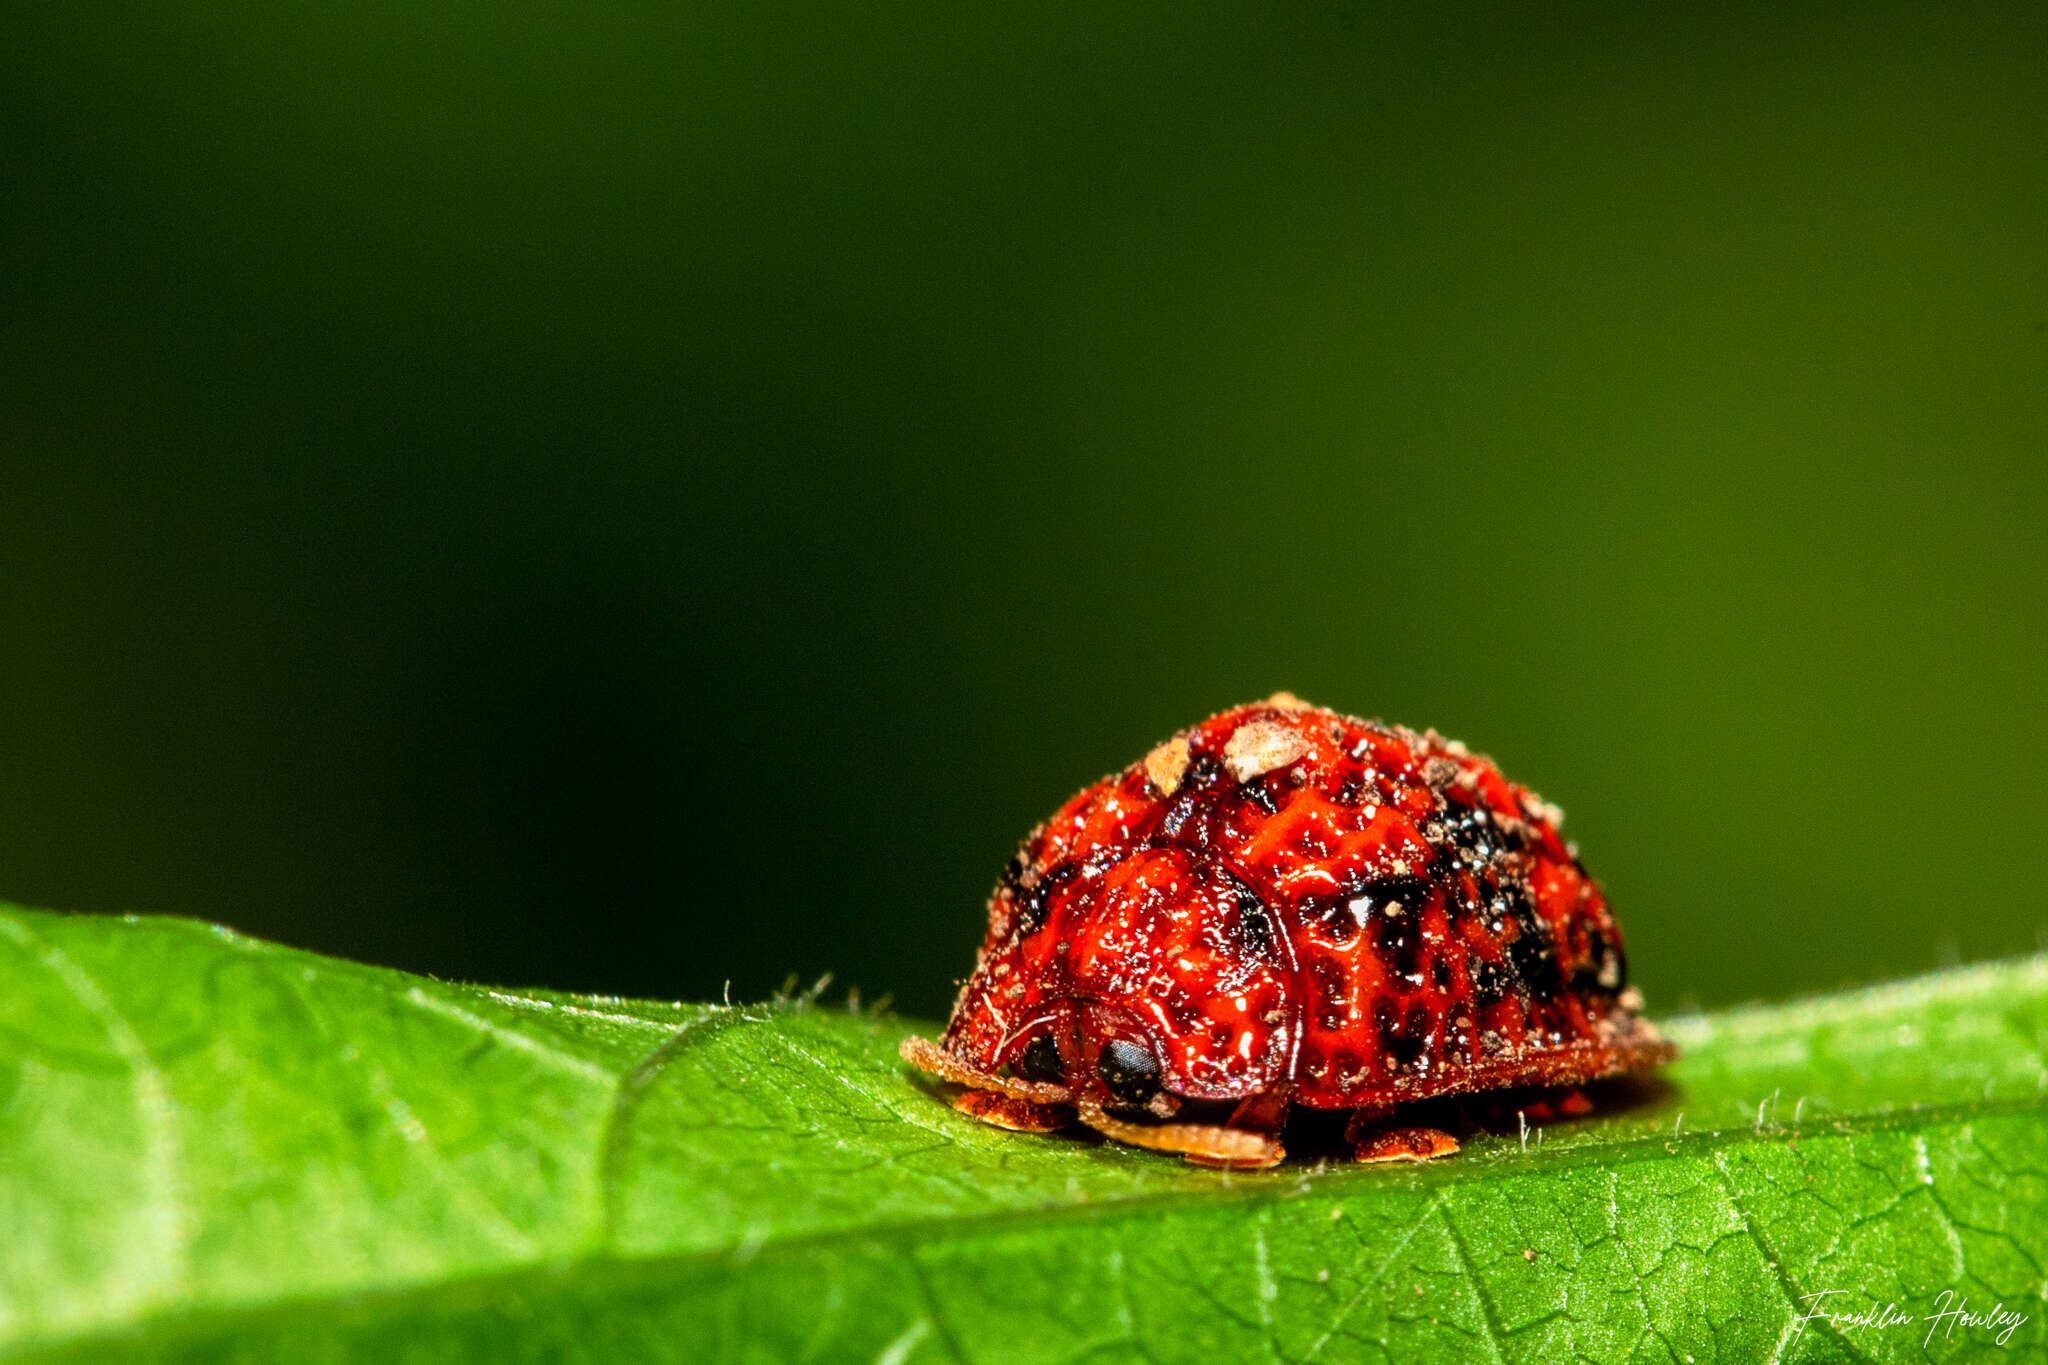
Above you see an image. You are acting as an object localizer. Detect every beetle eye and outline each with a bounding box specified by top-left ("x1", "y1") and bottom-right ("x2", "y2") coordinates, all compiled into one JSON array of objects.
[
  {"x1": 1013, "y1": 1032, "x2": 1064, "y2": 1083},
  {"x1": 1096, "y1": 1037, "x2": 1162, "y2": 1107}
]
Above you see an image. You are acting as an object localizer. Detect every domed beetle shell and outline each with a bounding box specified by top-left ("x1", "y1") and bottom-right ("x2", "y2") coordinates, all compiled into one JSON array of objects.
[{"x1": 901, "y1": 695, "x2": 1675, "y2": 1167}]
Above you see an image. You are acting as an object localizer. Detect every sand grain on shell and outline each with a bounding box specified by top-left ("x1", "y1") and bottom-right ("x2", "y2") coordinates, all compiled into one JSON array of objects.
[{"x1": 1223, "y1": 720, "x2": 1310, "y2": 783}]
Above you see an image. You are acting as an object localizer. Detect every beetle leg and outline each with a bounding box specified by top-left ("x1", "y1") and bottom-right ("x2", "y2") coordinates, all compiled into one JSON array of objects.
[
  {"x1": 1228, "y1": 1083, "x2": 1291, "y2": 1135},
  {"x1": 899, "y1": 1035, "x2": 1072, "y2": 1103},
  {"x1": 1342, "y1": 1105, "x2": 1393, "y2": 1146},
  {"x1": 1352, "y1": 1126, "x2": 1459, "y2": 1163},
  {"x1": 1347, "y1": 1103, "x2": 1457, "y2": 1161},
  {"x1": 1077, "y1": 1099, "x2": 1284, "y2": 1169},
  {"x1": 953, "y1": 1088, "x2": 1075, "y2": 1133}
]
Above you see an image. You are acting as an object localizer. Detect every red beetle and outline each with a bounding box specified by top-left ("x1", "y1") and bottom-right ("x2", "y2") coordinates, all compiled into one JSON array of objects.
[{"x1": 903, "y1": 695, "x2": 1673, "y2": 1167}]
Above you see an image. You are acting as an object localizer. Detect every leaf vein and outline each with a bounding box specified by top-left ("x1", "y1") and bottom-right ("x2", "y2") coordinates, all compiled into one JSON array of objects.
[{"x1": 0, "y1": 913, "x2": 192, "y2": 1308}]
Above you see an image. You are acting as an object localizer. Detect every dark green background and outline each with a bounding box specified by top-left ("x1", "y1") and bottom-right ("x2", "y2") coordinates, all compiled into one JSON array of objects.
[{"x1": 4, "y1": 2, "x2": 2043, "y2": 1020}]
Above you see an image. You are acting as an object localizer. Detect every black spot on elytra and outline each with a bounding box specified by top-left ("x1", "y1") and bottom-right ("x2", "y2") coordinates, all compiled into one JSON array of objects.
[
  {"x1": 1440, "y1": 870, "x2": 1482, "y2": 926},
  {"x1": 1001, "y1": 845, "x2": 1032, "y2": 886},
  {"x1": 1406, "y1": 1003, "x2": 1433, "y2": 1049},
  {"x1": 1007, "y1": 860, "x2": 1076, "y2": 937},
  {"x1": 1008, "y1": 847, "x2": 1124, "y2": 938},
  {"x1": 1431, "y1": 956, "x2": 1451, "y2": 992},
  {"x1": 1371, "y1": 882, "x2": 1433, "y2": 983},
  {"x1": 1153, "y1": 754, "x2": 1226, "y2": 847},
  {"x1": 1500, "y1": 886, "x2": 1563, "y2": 1000},
  {"x1": 1097, "y1": 1038, "x2": 1161, "y2": 1107},
  {"x1": 994, "y1": 842, "x2": 1042, "y2": 933},
  {"x1": 1013, "y1": 1032, "x2": 1063, "y2": 1083},
  {"x1": 1427, "y1": 796, "x2": 1512, "y2": 877},
  {"x1": 1377, "y1": 1000, "x2": 1432, "y2": 1074},
  {"x1": 1570, "y1": 926, "x2": 1626, "y2": 999},
  {"x1": 1298, "y1": 874, "x2": 1434, "y2": 946},
  {"x1": 1237, "y1": 904, "x2": 1276, "y2": 959},
  {"x1": 1238, "y1": 775, "x2": 1283, "y2": 816},
  {"x1": 1377, "y1": 874, "x2": 1435, "y2": 909},
  {"x1": 1210, "y1": 862, "x2": 1278, "y2": 961},
  {"x1": 1009, "y1": 883, "x2": 1050, "y2": 937},
  {"x1": 1469, "y1": 952, "x2": 1511, "y2": 1006},
  {"x1": 1471, "y1": 867, "x2": 1505, "y2": 915},
  {"x1": 1297, "y1": 892, "x2": 1359, "y2": 944}
]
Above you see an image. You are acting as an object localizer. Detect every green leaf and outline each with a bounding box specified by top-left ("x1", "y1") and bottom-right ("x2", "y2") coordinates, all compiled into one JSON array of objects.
[{"x1": 1, "y1": 906, "x2": 2043, "y2": 1363}]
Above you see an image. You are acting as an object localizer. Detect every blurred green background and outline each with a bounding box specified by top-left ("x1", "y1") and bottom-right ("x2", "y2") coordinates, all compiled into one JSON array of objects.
[{"x1": 3, "y1": 2, "x2": 2043, "y2": 1020}]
